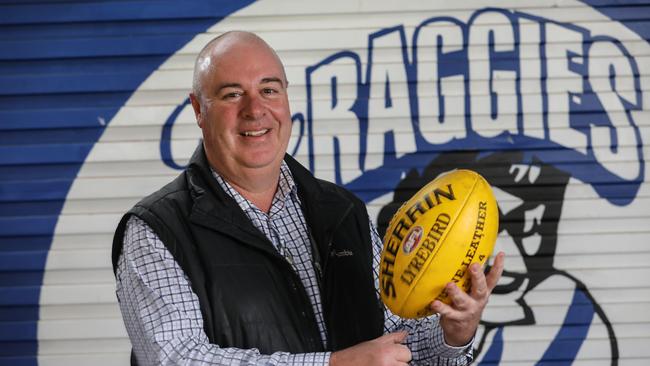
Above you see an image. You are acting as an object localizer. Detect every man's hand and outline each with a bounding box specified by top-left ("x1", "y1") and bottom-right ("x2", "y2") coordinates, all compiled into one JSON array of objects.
[
  {"x1": 430, "y1": 252, "x2": 505, "y2": 346},
  {"x1": 329, "y1": 332, "x2": 412, "y2": 366}
]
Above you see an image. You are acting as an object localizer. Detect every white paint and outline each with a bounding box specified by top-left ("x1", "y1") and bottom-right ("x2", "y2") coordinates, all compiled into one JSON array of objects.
[
  {"x1": 308, "y1": 56, "x2": 362, "y2": 183},
  {"x1": 519, "y1": 18, "x2": 545, "y2": 140},
  {"x1": 416, "y1": 19, "x2": 467, "y2": 144},
  {"x1": 365, "y1": 29, "x2": 417, "y2": 171},
  {"x1": 546, "y1": 22, "x2": 589, "y2": 154},
  {"x1": 469, "y1": 10, "x2": 518, "y2": 138},
  {"x1": 589, "y1": 40, "x2": 641, "y2": 180}
]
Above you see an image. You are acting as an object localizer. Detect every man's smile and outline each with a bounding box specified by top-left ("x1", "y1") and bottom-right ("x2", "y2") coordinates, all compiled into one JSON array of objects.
[{"x1": 240, "y1": 128, "x2": 270, "y2": 137}]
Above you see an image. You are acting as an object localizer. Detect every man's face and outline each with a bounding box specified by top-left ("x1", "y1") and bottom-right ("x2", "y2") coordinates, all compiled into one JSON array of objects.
[{"x1": 191, "y1": 38, "x2": 292, "y2": 179}]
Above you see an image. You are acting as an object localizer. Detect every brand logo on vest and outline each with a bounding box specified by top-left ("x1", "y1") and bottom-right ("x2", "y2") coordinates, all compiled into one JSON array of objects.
[{"x1": 331, "y1": 249, "x2": 354, "y2": 258}]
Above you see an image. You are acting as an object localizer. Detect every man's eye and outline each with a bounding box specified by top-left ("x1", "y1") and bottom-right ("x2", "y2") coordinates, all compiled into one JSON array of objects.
[
  {"x1": 223, "y1": 92, "x2": 241, "y2": 99},
  {"x1": 263, "y1": 88, "x2": 278, "y2": 95}
]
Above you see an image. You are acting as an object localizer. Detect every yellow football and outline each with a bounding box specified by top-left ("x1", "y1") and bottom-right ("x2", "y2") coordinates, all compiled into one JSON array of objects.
[{"x1": 379, "y1": 169, "x2": 498, "y2": 319}]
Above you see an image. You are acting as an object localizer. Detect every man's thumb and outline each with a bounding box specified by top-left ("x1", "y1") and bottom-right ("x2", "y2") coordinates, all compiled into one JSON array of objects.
[{"x1": 382, "y1": 331, "x2": 408, "y2": 344}]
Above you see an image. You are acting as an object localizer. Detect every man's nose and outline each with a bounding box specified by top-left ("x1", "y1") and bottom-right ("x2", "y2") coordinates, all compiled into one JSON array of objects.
[{"x1": 241, "y1": 93, "x2": 265, "y2": 120}]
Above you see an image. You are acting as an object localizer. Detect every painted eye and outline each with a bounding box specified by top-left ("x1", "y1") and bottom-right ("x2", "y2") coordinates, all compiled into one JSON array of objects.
[{"x1": 509, "y1": 164, "x2": 541, "y2": 183}]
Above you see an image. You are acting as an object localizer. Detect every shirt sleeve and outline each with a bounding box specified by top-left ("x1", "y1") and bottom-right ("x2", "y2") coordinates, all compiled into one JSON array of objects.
[
  {"x1": 369, "y1": 217, "x2": 474, "y2": 365},
  {"x1": 115, "y1": 215, "x2": 331, "y2": 366}
]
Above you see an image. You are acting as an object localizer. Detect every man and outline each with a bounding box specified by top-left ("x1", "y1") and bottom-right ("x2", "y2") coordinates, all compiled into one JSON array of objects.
[{"x1": 112, "y1": 31, "x2": 505, "y2": 365}]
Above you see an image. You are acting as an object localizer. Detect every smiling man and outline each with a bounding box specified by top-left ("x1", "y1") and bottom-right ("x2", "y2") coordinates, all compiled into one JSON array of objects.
[{"x1": 112, "y1": 31, "x2": 504, "y2": 366}]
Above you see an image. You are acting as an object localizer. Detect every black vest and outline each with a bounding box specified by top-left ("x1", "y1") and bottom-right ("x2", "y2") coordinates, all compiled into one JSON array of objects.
[{"x1": 112, "y1": 146, "x2": 384, "y2": 355}]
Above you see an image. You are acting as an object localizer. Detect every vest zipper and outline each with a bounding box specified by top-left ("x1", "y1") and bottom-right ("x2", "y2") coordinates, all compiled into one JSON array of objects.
[
  {"x1": 322, "y1": 202, "x2": 353, "y2": 275},
  {"x1": 312, "y1": 202, "x2": 354, "y2": 350}
]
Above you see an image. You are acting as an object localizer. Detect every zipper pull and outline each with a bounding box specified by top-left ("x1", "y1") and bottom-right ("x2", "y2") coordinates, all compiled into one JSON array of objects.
[
  {"x1": 314, "y1": 260, "x2": 323, "y2": 279},
  {"x1": 286, "y1": 253, "x2": 294, "y2": 266}
]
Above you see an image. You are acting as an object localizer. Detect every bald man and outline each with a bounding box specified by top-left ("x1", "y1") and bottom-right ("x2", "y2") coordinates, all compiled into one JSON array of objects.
[{"x1": 112, "y1": 31, "x2": 504, "y2": 366}]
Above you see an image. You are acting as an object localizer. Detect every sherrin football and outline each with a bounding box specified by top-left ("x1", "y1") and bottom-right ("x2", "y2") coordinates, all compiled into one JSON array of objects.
[{"x1": 379, "y1": 169, "x2": 498, "y2": 319}]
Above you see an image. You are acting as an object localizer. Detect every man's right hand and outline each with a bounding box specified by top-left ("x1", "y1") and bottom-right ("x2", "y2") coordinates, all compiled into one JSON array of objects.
[{"x1": 329, "y1": 331, "x2": 412, "y2": 366}]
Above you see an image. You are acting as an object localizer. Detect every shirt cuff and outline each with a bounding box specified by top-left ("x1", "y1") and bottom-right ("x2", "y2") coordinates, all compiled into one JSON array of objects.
[{"x1": 430, "y1": 320, "x2": 474, "y2": 359}]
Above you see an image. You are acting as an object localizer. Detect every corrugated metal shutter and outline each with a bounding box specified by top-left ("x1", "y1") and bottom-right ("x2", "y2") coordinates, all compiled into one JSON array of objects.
[
  {"x1": 0, "y1": 1, "x2": 254, "y2": 365},
  {"x1": 1, "y1": 0, "x2": 648, "y2": 365}
]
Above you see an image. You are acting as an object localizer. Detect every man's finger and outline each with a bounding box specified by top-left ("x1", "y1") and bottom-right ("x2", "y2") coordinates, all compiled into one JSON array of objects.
[
  {"x1": 486, "y1": 252, "x2": 505, "y2": 291},
  {"x1": 382, "y1": 331, "x2": 408, "y2": 344},
  {"x1": 469, "y1": 262, "x2": 488, "y2": 300},
  {"x1": 395, "y1": 344, "x2": 412, "y2": 363},
  {"x1": 430, "y1": 299, "x2": 457, "y2": 318},
  {"x1": 445, "y1": 282, "x2": 472, "y2": 309}
]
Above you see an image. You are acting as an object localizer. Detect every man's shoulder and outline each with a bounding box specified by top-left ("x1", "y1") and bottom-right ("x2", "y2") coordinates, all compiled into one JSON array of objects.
[
  {"x1": 315, "y1": 177, "x2": 360, "y2": 201},
  {"x1": 311, "y1": 178, "x2": 372, "y2": 224}
]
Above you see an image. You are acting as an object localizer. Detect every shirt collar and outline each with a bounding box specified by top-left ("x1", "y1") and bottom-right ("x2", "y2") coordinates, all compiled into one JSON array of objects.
[{"x1": 210, "y1": 161, "x2": 298, "y2": 216}]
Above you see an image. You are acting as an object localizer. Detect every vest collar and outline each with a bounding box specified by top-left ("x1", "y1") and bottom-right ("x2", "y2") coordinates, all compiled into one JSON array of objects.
[
  {"x1": 184, "y1": 144, "x2": 276, "y2": 256},
  {"x1": 184, "y1": 144, "x2": 354, "y2": 259}
]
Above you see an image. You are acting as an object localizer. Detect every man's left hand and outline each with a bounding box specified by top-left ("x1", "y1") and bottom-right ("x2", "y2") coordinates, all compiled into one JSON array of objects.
[{"x1": 429, "y1": 251, "x2": 505, "y2": 346}]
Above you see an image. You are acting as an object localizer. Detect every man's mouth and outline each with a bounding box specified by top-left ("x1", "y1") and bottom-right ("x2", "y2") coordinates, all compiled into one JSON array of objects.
[{"x1": 240, "y1": 129, "x2": 269, "y2": 137}]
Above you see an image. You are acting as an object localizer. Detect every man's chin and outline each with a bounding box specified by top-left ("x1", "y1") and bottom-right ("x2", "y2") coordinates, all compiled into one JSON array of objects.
[{"x1": 238, "y1": 153, "x2": 285, "y2": 172}]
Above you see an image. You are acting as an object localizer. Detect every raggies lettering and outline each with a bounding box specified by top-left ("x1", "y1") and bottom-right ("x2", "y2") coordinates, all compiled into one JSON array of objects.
[{"x1": 305, "y1": 9, "x2": 642, "y2": 187}]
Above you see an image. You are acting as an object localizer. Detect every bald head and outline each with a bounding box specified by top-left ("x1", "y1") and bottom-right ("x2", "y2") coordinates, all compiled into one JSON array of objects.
[{"x1": 191, "y1": 31, "x2": 287, "y2": 99}]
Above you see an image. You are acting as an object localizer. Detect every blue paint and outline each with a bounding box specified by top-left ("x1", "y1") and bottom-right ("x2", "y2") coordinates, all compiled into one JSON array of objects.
[
  {"x1": 0, "y1": 1, "x2": 255, "y2": 363},
  {"x1": 479, "y1": 327, "x2": 504, "y2": 365},
  {"x1": 537, "y1": 289, "x2": 594, "y2": 365},
  {"x1": 161, "y1": 98, "x2": 192, "y2": 170},
  {"x1": 0, "y1": 341, "x2": 37, "y2": 357},
  {"x1": 0, "y1": 107, "x2": 126, "y2": 130},
  {"x1": 0, "y1": 285, "x2": 40, "y2": 306},
  {"x1": 384, "y1": 74, "x2": 393, "y2": 108},
  {"x1": 582, "y1": 1, "x2": 650, "y2": 41},
  {"x1": 0, "y1": 272, "x2": 44, "y2": 287},
  {"x1": 0, "y1": 251, "x2": 49, "y2": 271},
  {"x1": 0, "y1": 0, "x2": 250, "y2": 24},
  {"x1": 330, "y1": 76, "x2": 338, "y2": 109},
  {"x1": 0, "y1": 306, "x2": 38, "y2": 322},
  {"x1": 475, "y1": 288, "x2": 595, "y2": 365},
  {"x1": 0, "y1": 239, "x2": 52, "y2": 253}
]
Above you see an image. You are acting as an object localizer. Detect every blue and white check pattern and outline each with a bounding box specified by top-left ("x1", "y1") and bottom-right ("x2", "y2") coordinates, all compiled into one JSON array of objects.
[{"x1": 116, "y1": 162, "x2": 473, "y2": 365}]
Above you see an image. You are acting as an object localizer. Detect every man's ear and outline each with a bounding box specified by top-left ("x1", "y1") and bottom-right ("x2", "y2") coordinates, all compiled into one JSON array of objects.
[{"x1": 189, "y1": 93, "x2": 203, "y2": 128}]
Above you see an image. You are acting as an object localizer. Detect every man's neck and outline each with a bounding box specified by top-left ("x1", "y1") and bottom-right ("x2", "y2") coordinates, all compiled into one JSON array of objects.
[
  {"x1": 227, "y1": 175, "x2": 279, "y2": 213},
  {"x1": 211, "y1": 163, "x2": 281, "y2": 214}
]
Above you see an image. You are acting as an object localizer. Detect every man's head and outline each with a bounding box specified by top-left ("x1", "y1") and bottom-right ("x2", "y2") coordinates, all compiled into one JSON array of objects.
[{"x1": 189, "y1": 31, "x2": 292, "y2": 184}]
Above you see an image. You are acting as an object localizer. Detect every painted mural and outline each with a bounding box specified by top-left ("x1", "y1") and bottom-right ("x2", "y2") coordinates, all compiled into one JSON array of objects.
[{"x1": 1, "y1": 0, "x2": 649, "y2": 365}]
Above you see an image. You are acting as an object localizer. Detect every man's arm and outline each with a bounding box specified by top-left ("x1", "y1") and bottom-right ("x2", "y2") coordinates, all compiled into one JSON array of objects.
[
  {"x1": 369, "y1": 218, "x2": 474, "y2": 365},
  {"x1": 116, "y1": 216, "x2": 330, "y2": 365}
]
